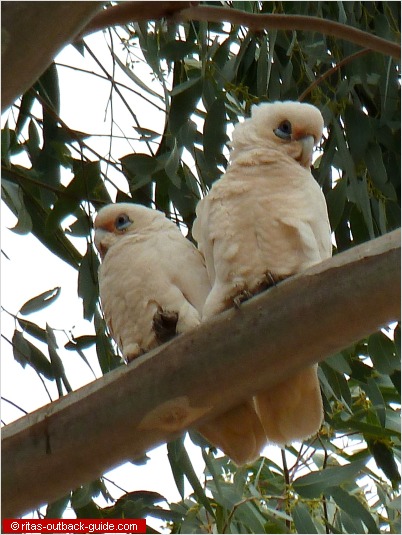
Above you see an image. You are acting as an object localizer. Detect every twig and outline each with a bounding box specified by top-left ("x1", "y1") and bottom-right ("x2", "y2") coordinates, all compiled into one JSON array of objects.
[
  {"x1": 1, "y1": 397, "x2": 28, "y2": 415},
  {"x1": 299, "y1": 48, "x2": 371, "y2": 102}
]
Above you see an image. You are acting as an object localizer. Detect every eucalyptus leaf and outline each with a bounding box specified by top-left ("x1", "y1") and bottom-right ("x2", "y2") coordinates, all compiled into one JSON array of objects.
[
  {"x1": 293, "y1": 460, "x2": 366, "y2": 498},
  {"x1": 20, "y1": 287, "x2": 61, "y2": 315}
]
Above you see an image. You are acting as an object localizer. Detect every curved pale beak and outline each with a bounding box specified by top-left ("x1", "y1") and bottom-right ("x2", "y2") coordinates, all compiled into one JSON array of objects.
[
  {"x1": 296, "y1": 134, "x2": 315, "y2": 167},
  {"x1": 94, "y1": 228, "x2": 108, "y2": 260}
]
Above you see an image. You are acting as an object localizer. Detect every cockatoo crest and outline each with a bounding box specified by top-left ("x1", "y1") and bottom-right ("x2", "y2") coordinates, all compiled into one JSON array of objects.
[{"x1": 230, "y1": 101, "x2": 324, "y2": 168}]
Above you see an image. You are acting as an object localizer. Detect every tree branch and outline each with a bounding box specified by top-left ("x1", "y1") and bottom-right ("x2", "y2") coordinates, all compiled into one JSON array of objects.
[
  {"x1": 81, "y1": 1, "x2": 197, "y2": 35},
  {"x1": 1, "y1": 1, "x2": 105, "y2": 111},
  {"x1": 1, "y1": 229, "x2": 400, "y2": 517},
  {"x1": 81, "y1": 2, "x2": 401, "y2": 60}
]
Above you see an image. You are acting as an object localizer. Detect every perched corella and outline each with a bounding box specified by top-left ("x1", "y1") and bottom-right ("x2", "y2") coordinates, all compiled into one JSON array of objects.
[
  {"x1": 94, "y1": 202, "x2": 265, "y2": 465},
  {"x1": 94, "y1": 203, "x2": 210, "y2": 361},
  {"x1": 193, "y1": 101, "x2": 332, "y2": 448}
]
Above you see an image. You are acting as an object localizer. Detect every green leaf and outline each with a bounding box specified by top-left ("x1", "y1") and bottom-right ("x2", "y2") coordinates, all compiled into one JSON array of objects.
[
  {"x1": 27, "y1": 119, "x2": 41, "y2": 161},
  {"x1": 46, "y1": 161, "x2": 105, "y2": 230},
  {"x1": 320, "y1": 361, "x2": 352, "y2": 408},
  {"x1": 120, "y1": 153, "x2": 158, "y2": 176},
  {"x1": 12, "y1": 330, "x2": 31, "y2": 368},
  {"x1": 344, "y1": 104, "x2": 373, "y2": 162},
  {"x1": 167, "y1": 438, "x2": 186, "y2": 499},
  {"x1": 64, "y1": 336, "x2": 97, "y2": 351},
  {"x1": 27, "y1": 339, "x2": 54, "y2": 380},
  {"x1": 326, "y1": 177, "x2": 347, "y2": 232},
  {"x1": 168, "y1": 437, "x2": 214, "y2": 515},
  {"x1": 325, "y1": 352, "x2": 352, "y2": 375},
  {"x1": 337, "y1": 416, "x2": 399, "y2": 439},
  {"x1": 368, "y1": 332, "x2": 400, "y2": 375},
  {"x1": 78, "y1": 244, "x2": 99, "y2": 321},
  {"x1": 112, "y1": 51, "x2": 163, "y2": 101},
  {"x1": 169, "y1": 76, "x2": 201, "y2": 98},
  {"x1": 120, "y1": 153, "x2": 157, "y2": 193},
  {"x1": 234, "y1": 501, "x2": 267, "y2": 533},
  {"x1": 203, "y1": 97, "x2": 228, "y2": 167},
  {"x1": 94, "y1": 309, "x2": 121, "y2": 374},
  {"x1": 293, "y1": 460, "x2": 366, "y2": 498},
  {"x1": 164, "y1": 142, "x2": 182, "y2": 188},
  {"x1": 71, "y1": 484, "x2": 99, "y2": 510},
  {"x1": 133, "y1": 127, "x2": 161, "y2": 141},
  {"x1": 364, "y1": 377, "x2": 386, "y2": 427},
  {"x1": 208, "y1": 480, "x2": 243, "y2": 510},
  {"x1": 292, "y1": 502, "x2": 318, "y2": 534},
  {"x1": 15, "y1": 89, "x2": 37, "y2": 137},
  {"x1": 169, "y1": 77, "x2": 203, "y2": 135},
  {"x1": 19, "y1": 287, "x2": 61, "y2": 315},
  {"x1": 368, "y1": 439, "x2": 401, "y2": 487},
  {"x1": 339, "y1": 509, "x2": 365, "y2": 534},
  {"x1": 17, "y1": 317, "x2": 48, "y2": 343},
  {"x1": 46, "y1": 494, "x2": 71, "y2": 518},
  {"x1": 1, "y1": 179, "x2": 33, "y2": 235},
  {"x1": 328, "y1": 486, "x2": 379, "y2": 533},
  {"x1": 160, "y1": 40, "x2": 198, "y2": 62},
  {"x1": 46, "y1": 324, "x2": 65, "y2": 384}
]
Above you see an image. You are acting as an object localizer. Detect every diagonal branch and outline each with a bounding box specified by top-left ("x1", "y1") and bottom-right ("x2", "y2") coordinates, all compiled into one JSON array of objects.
[{"x1": 2, "y1": 229, "x2": 400, "y2": 518}]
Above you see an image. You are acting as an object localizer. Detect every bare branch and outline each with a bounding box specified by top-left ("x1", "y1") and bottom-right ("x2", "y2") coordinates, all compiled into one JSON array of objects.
[
  {"x1": 81, "y1": 1, "x2": 197, "y2": 35},
  {"x1": 81, "y1": 2, "x2": 401, "y2": 60},
  {"x1": 2, "y1": 229, "x2": 400, "y2": 518},
  {"x1": 299, "y1": 49, "x2": 370, "y2": 102}
]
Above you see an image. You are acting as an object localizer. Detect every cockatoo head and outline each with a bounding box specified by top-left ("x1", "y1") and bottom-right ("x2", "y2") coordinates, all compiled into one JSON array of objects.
[
  {"x1": 94, "y1": 203, "x2": 164, "y2": 259},
  {"x1": 231, "y1": 101, "x2": 324, "y2": 168}
]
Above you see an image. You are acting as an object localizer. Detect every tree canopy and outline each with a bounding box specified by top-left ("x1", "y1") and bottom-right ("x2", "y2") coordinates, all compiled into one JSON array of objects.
[{"x1": 1, "y1": 1, "x2": 400, "y2": 533}]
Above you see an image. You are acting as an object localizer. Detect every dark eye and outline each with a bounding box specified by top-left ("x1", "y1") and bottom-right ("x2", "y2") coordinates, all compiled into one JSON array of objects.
[
  {"x1": 115, "y1": 214, "x2": 132, "y2": 231},
  {"x1": 274, "y1": 120, "x2": 292, "y2": 140}
]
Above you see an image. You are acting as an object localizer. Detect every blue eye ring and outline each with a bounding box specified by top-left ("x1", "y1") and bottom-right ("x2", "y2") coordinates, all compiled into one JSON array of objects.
[
  {"x1": 274, "y1": 120, "x2": 292, "y2": 140},
  {"x1": 115, "y1": 214, "x2": 132, "y2": 231}
]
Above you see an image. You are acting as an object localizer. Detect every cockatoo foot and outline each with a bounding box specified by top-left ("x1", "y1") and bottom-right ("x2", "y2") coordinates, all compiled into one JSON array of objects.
[
  {"x1": 153, "y1": 308, "x2": 179, "y2": 344},
  {"x1": 124, "y1": 343, "x2": 144, "y2": 363},
  {"x1": 233, "y1": 290, "x2": 254, "y2": 308}
]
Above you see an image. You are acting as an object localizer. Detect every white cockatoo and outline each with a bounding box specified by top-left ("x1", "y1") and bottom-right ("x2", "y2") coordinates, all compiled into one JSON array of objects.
[
  {"x1": 193, "y1": 101, "x2": 332, "y2": 446},
  {"x1": 94, "y1": 202, "x2": 266, "y2": 465}
]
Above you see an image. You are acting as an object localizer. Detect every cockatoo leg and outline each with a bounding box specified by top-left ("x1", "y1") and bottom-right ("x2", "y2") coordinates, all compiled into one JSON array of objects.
[{"x1": 153, "y1": 308, "x2": 179, "y2": 344}]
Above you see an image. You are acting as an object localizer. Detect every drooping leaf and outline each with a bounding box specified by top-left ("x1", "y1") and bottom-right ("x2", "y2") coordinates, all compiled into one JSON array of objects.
[
  {"x1": 368, "y1": 332, "x2": 400, "y2": 375},
  {"x1": 328, "y1": 486, "x2": 379, "y2": 533},
  {"x1": 64, "y1": 335, "x2": 97, "y2": 351},
  {"x1": 78, "y1": 244, "x2": 99, "y2": 321},
  {"x1": 20, "y1": 287, "x2": 61, "y2": 315},
  {"x1": 293, "y1": 460, "x2": 366, "y2": 498},
  {"x1": 292, "y1": 502, "x2": 318, "y2": 534}
]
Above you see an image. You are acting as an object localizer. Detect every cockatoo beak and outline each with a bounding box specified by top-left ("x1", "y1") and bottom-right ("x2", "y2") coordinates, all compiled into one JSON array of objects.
[
  {"x1": 94, "y1": 228, "x2": 108, "y2": 259},
  {"x1": 297, "y1": 134, "x2": 315, "y2": 167}
]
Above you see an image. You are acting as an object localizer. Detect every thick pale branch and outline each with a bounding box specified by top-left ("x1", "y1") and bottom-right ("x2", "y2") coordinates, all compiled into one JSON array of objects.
[
  {"x1": 2, "y1": 229, "x2": 400, "y2": 517},
  {"x1": 82, "y1": 2, "x2": 401, "y2": 59},
  {"x1": 1, "y1": 1, "x2": 104, "y2": 111}
]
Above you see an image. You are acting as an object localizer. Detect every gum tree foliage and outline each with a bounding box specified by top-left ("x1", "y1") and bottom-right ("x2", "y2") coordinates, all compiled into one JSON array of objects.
[{"x1": 1, "y1": 1, "x2": 400, "y2": 533}]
